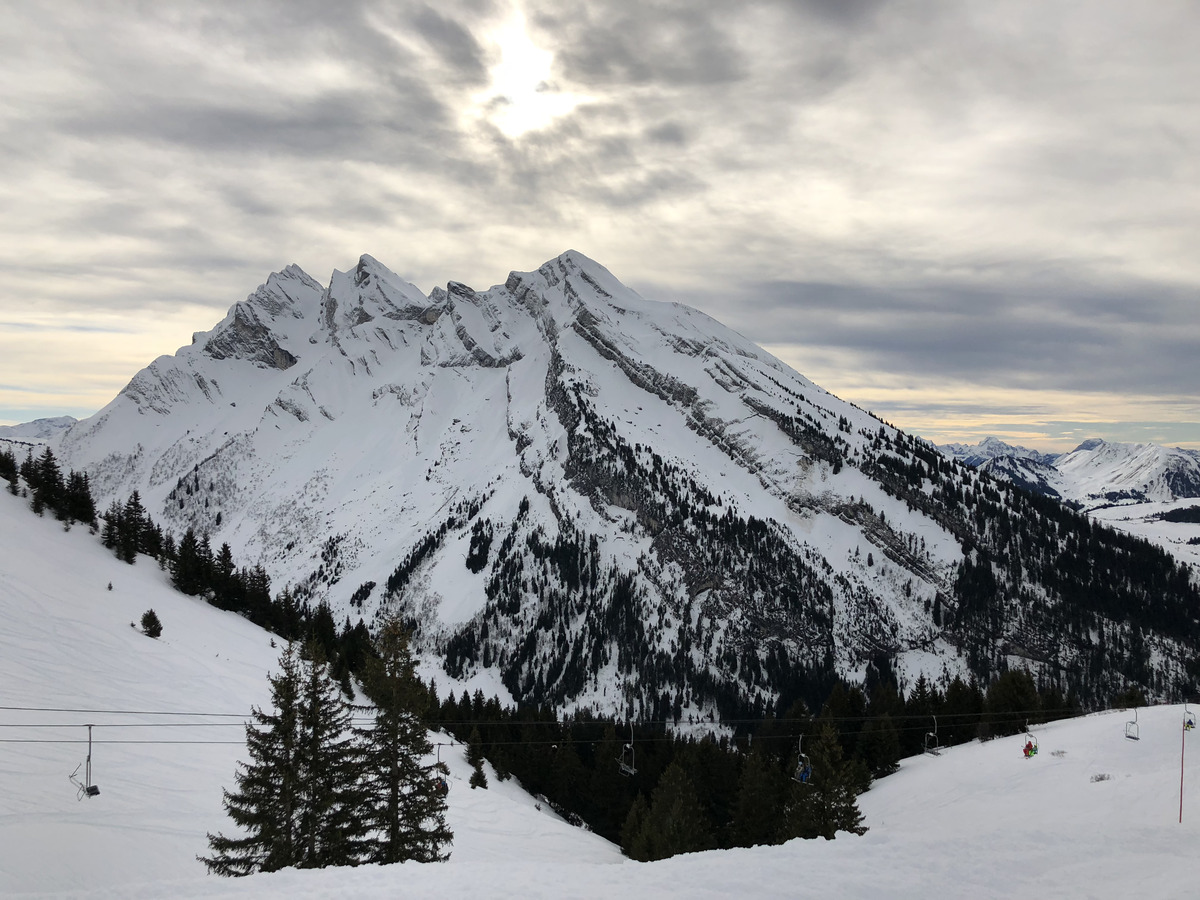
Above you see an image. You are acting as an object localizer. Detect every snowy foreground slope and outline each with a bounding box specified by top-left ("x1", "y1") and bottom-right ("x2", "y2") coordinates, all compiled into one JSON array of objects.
[{"x1": 4, "y1": 490, "x2": 1200, "y2": 899}]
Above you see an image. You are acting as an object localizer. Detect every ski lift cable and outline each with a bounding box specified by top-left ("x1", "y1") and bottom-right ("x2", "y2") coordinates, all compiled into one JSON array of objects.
[
  {"x1": 1, "y1": 705, "x2": 1103, "y2": 738},
  {"x1": 1, "y1": 703, "x2": 1089, "y2": 723},
  {"x1": 2, "y1": 738, "x2": 247, "y2": 745},
  {"x1": 6, "y1": 704, "x2": 1091, "y2": 733},
  {"x1": 0, "y1": 715, "x2": 1089, "y2": 741}
]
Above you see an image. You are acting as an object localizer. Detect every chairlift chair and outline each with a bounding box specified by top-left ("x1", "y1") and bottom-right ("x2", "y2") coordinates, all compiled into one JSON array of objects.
[
  {"x1": 924, "y1": 715, "x2": 942, "y2": 756},
  {"x1": 617, "y1": 723, "x2": 637, "y2": 776},
  {"x1": 1022, "y1": 721, "x2": 1039, "y2": 758},
  {"x1": 69, "y1": 725, "x2": 100, "y2": 800},
  {"x1": 1125, "y1": 706, "x2": 1140, "y2": 742},
  {"x1": 793, "y1": 735, "x2": 813, "y2": 785}
]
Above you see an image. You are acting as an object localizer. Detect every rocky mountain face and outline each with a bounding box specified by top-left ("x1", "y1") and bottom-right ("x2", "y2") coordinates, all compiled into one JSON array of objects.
[{"x1": 53, "y1": 252, "x2": 1200, "y2": 718}]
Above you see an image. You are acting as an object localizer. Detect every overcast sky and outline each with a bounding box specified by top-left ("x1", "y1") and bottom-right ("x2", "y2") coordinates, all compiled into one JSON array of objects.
[{"x1": 2, "y1": 0, "x2": 1197, "y2": 450}]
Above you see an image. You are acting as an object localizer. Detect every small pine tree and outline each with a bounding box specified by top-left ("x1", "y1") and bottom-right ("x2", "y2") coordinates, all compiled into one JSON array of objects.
[
  {"x1": 140, "y1": 609, "x2": 163, "y2": 638},
  {"x1": 467, "y1": 726, "x2": 488, "y2": 790}
]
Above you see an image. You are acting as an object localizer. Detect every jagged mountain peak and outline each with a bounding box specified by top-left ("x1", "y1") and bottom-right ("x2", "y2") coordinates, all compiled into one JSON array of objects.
[{"x1": 49, "y1": 251, "x2": 1200, "y2": 722}]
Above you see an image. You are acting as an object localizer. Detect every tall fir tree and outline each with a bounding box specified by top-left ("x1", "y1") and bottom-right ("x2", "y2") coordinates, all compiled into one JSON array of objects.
[
  {"x1": 729, "y1": 745, "x2": 787, "y2": 847},
  {"x1": 201, "y1": 642, "x2": 368, "y2": 875},
  {"x1": 119, "y1": 491, "x2": 145, "y2": 563},
  {"x1": 358, "y1": 619, "x2": 452, "y2": 864},
  {"x1": 201, "y1": 643, "x2": 305, "y2": 875},
  {"x1": 294, "y1": 642, "x2": 370, "y2": 868},
  {"x1": 172, "y1": 527, "x2": 208, "y2": 595},
  {"x1": 31, "y1": 447, "x2": 63, "y2": 516}
]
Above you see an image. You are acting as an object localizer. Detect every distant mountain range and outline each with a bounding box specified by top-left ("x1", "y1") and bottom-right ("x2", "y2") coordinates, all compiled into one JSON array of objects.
[
  {"x1": 0, "y1": 415, "x2": 76, "y2": 448},
  {"x1": 939, "y1": 437, "x2": 1200, "y2": 507},
  {"x1": 16, "y1": 251, "x2": 1199, "y2": 716}
]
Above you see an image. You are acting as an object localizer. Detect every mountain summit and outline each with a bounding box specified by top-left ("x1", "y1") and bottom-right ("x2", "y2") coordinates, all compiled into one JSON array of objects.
[{"x1": 55, "y1": 252, "x2": 1200, "y2": 718}]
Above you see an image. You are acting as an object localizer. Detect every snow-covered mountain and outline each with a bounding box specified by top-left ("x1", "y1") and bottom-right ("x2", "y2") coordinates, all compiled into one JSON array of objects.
[
  {"x1": 939, "y1": 436, "x2": 1059, "y2": 469},
  {"x1": 1054, "y1": 438, "x2": 1200, "y2": 504},
  {"x1": 942, "y1": 436, "x2": 1200, "y2": 507},
  {"x1": 0, "y1": 415, "x2": 76, "y2": 454},
  {"x1": 941, "y1": 437, "x2": 1200, "y2": 569},
  {"x1": 49, "y1": 252, "x2": 1200, "y2": 716}
]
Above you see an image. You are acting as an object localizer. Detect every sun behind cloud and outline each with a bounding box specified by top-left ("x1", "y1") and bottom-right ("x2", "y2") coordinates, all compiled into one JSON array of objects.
[{"x1": 473, "y1": 11, "x2": 586, "y2": 137}]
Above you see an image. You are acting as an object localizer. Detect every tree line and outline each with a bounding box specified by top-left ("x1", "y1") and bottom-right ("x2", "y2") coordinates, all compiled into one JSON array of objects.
[
  {"x1": 422, "y1": 663, "x2": 1076, "y2": 860},
  {"x1": 1, "y1": 446, "x2": 371, "y2": 689}
]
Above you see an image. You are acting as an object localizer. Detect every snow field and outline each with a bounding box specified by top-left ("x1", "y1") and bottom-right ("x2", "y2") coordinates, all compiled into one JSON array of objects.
[{"x1": 5, "y1": 486, "x2": 1200, "y2": 898}]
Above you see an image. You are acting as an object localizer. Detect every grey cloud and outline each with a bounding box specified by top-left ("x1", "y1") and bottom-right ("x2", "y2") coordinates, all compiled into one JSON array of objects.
[
  {"x1": 644, "y1": 276, "x2": 1200, "y2": 401},
  {"x1": 2, "y1": 0, "x2": 1199, "y2": 449},
  {"x1": 528, "y1": 1, "x2": 746, "y2": 87},
  {"x1": 409, "y1": 4, "x2": 489, "y2": 79}
]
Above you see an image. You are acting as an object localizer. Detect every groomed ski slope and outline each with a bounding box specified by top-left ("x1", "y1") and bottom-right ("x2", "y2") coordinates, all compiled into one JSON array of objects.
[{"x1": 2, "y1": 487, "x2": 1198, "y2": 899}]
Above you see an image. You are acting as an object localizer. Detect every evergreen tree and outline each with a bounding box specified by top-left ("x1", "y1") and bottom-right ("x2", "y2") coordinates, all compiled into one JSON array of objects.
[
  {"x1": 0, "y1": 447, "x2": 17, "y2": 485},
  {"x1": 295, "y1": 643, "x2": 370, "y2": 868},
  {"x1": 781, "y1": 723, "x2": 868, "y2": 841},
  {"x1": 63, "y1": 470, "x2": 96, "y2": 525},
  {"x1": 467, "y1": 726, "x2": 488, "y2": 789},
  {"x1": 982, "y1": 669, "x2": 1040, "y2": 738},
  {"x1": 202, "y1": 642, "x2": 368, "y2": 875},
  {"x1": 119, "y1": 491, "x2": 145, "y2": 563},
  {"x1": 626, "y1": 761, "x2": 712, "y2": 860},
  {"x1": 140, "y1": 609, "x2": 162, "y2": 638},
  {"x1": 212, "y1": 543, "x2": 237, "y2": 609},
  {"x1": 101, "y1": 500, "x2": 122, "y2": 551},
  {"x1": 620, "y1": 793, "x2": 650, "y2": 860},
  {"x1": 31, "y1": 447, "x2": 63, "y2": 516},
  {"x1": 855, "y1": 713, "x2": 901, "y2": 778},
  {"x1": 172, "y1": 527, "x2": 207, "y2": 595},
  {"x1": 358, "y1": 619, "x2": 452, "y2": 864},
  {"x1": 202, "y1": 644, "x2": 306, "y2": 875},
  {"x1": 729, "y1": 745, "x2": 787, "y2": 847}
]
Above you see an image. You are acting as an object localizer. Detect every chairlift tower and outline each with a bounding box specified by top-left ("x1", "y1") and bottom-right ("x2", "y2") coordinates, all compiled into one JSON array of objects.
[{"x1": 68, "y1": 724, "x2": 100, "y2": 800}]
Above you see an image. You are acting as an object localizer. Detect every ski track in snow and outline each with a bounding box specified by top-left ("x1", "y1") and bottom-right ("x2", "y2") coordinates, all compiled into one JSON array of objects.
[{"x1": 3, "y1": 488, "x2": 1200, "y2": 898}]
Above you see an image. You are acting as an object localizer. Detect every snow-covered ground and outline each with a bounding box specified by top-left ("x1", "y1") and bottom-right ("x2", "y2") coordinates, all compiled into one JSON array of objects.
[
  {"x1": 3, "y1": 487, "x2": 1199, "y2": 899},
  {"x1": 1089, "y1": 498, "x2": 1200, "y2": 569}
]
